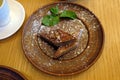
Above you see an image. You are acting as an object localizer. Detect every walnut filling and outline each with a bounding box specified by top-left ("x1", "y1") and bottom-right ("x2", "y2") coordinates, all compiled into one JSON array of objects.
[{"x1": 38, "y1": 29, "x2": 77, "y2": 58}]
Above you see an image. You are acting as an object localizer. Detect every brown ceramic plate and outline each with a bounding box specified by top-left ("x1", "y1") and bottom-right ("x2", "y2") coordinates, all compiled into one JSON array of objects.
[
  {"x1": 22, "y1": 2, "x2": 104, "y2": 76},
  {"x1": 0, "y1": 65, "x2": 27, "y2": 80}
]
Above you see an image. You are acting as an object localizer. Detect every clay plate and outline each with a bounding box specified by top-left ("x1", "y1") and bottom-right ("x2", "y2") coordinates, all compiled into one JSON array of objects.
[
  {"x1": 0, "y1": 65, "x2": 27, "y2": 80},
  {"x1": 22, "y1": 2, "x2": 104, "y2": 76}
]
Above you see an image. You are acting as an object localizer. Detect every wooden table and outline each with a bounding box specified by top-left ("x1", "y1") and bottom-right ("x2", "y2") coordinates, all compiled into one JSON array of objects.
[{"x1": 0, "y1": 0, "x2": 120, "y2": 80}]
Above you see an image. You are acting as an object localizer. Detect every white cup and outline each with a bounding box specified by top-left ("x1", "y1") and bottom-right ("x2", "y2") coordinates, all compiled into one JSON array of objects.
[{"x1": 0, "y1": 0, "x2": 10, "y2": 27}]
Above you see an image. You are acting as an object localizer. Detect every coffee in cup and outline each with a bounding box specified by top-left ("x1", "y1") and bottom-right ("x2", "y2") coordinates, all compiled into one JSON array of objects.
[{"x1": 0, "y1": 0, "x2": 3, "y2": 6}]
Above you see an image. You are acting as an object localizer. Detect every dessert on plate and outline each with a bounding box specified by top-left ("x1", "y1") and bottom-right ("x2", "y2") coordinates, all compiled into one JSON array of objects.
[{"x1": 22, "y1": 2, "x2": 104, "y2": 76}]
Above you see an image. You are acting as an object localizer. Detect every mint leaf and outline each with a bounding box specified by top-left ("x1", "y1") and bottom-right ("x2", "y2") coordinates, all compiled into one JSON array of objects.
[
  {"x1": 60, "y1": 10, "x2": 77, "y2": 19},
  {"x1": 42, "y1": 15, "x2": 60, "y2": 26},
  {"x1": 42, "y1": 7, "x2": 77, "y2": 27},
  {"x1": 50, "y1": 6, "x2": 59, "y2": 15}
]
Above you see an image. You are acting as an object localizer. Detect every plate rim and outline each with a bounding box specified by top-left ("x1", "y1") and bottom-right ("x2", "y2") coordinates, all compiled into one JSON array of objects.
[{"x1": 0, "y1": 65, "x2": 27, "y2": 80}]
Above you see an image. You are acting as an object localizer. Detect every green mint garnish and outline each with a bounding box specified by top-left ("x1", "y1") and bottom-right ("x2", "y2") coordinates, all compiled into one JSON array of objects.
[
  {"x1": 42, "y1": 6, "x2": 77, "y2": 26},
  {"x1": 50, "y1": 6, "x2": 59, "y2": 15},
  {"x1": 60, "y1": 10, "x2": 77, "y2": 19},
  {"x1": 42, "y1": 15, "x2": 59, "y2": 26}
]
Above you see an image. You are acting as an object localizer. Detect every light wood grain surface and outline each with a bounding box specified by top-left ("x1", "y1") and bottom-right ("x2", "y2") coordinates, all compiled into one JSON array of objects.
[{"x1": 0, "y1": 0, "x2": 120, "y2": 80}]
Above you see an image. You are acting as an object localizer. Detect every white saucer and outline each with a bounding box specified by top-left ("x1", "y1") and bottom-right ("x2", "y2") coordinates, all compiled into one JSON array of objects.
[{"x1": 0, "y1": 0, "x2": 25, "y2": 40}]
